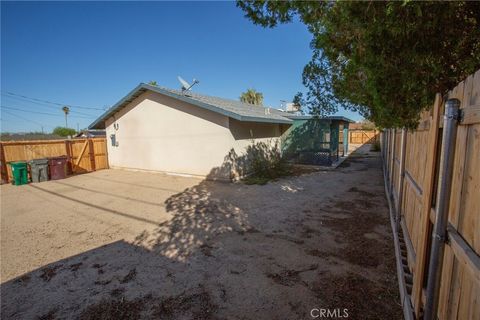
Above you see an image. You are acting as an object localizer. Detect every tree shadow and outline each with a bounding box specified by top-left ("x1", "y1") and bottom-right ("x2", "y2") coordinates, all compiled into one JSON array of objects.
[
  {"x1": 205, "y1": 148, "x2": 246, "y2": 181},
  {"x1": 0, "y1": 141, "x2": 322, "y2": 319},
  {"x1": 205, "y1": 140, "x2": 284, "y2": 181},
  {"x1": 133, "y1": 178, "x2": 250, "y2": 260},
  {"x1": 0, "y1": 240, "x2": 176, "y2": 319},
  {"x1": 1, "y1": 172, "x2": 251, "y2": 318}
]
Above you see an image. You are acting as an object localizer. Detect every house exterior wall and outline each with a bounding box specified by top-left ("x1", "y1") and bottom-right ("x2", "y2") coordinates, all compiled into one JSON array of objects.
[{"x1": 105, "y1": 91, "x2": 284, "y2": 180}]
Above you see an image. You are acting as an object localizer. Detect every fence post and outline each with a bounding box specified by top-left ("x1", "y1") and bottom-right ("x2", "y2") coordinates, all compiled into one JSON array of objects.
[
  {"x1": 385, "y1": 130, "x2": 390, "y2": 173},
  {"x1": 389, "y1": 129, "x2": 396, "y2": 194},
  {"x1": 424, "y1": 98, "x2": 460, "y2": 320},
  {"x1": 0, "y1": 142, "x2": 8, "y2": 184},
  {"x1": 385, "y1": 130, "x2": 390, "y2": 169},
  {"x1": 396, "y1": 129, "x2": 407, "y2": 230},
  {"x1": 386, "y1": 130, "x2": 389, "y2": 163},
  {"x1": 65, "y1": 140, "x2": 72, "y2": 174},
  {"x1": 88, "y1": 139, "x2": 96, "y2": 171},
  {"x1": 380, "y1": 131, "x2": 384, "y2": 161}
]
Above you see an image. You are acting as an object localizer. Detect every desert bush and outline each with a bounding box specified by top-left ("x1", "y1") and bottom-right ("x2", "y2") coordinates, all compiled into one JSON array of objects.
[{"x1": 242, "y1": 140, "x2": 291, "y2": 185}]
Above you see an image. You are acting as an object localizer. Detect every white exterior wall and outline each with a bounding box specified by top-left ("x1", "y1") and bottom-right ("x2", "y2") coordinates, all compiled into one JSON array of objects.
[{"x1": 105, "y1": 91, "x2": 284, "y2": 180}]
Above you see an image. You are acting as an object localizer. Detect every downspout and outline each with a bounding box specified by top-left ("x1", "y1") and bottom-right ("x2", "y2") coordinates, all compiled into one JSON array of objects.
[{"x1": 423, "y1": 99, "x2": 461, "y2": 320}]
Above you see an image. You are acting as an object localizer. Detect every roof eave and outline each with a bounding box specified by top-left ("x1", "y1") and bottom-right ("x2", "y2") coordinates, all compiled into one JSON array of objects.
[
  {"x1": 237, "y1": 116, "x2": 292, "y2": 124},
  {"x1": 89, "y1": 83, "x2": 293, "y2": 128},
  {"x1": 284, "y1": 114, "x2": 355, "y2": 123},
  {"x1": 88, "y1": 83, "x2": 148, "y2": 129}
]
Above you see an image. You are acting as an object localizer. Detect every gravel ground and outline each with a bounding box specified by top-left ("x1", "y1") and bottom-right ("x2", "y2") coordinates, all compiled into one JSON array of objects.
[{"x1": 1, "y1": 144, "x2": 402, "y2": 320}]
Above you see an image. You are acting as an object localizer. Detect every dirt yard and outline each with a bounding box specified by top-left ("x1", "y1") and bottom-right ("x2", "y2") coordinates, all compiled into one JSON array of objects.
[{"x1": 0, "y1": 145, "x2": 402, "y2": 319}]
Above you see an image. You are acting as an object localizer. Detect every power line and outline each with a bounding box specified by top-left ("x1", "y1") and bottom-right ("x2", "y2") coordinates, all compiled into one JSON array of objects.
[
  {"x1": 0, "y1": 95, "x2": 101, "y2": 117},
  {"x1": 1, "y1": 93, "x2": 103, "y2": 116},
  {"x1": 1, "y1": 105, "x2": 60, "y2": 116},
  {"x1": 1, "y1": 105, "x2": 96, "y2": 119},
  {"x1": 1, "y1": 109, "x2": 49, "y2": 128},
  {"x1": 1, "y1": 91, "x2": 105, "y2": 110}
]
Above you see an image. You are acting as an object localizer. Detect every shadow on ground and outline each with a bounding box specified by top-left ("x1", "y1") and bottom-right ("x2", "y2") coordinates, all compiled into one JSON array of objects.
[{"x1": 1, "y1": 144, "x2": 402, "y2": 320}]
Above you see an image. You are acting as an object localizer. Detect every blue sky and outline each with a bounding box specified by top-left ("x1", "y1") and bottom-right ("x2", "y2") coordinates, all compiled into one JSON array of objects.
[{"x1": 1, "y1": 1, "x2": 361, "y2": 133}]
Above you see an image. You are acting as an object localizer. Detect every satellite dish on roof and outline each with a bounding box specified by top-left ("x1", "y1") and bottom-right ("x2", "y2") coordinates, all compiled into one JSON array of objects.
[{"x1": 177, "y1": 76, "x2": 199, "y2": 92}]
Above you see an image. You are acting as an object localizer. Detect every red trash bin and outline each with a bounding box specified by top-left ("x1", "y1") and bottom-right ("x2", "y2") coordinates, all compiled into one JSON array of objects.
[{"x1": 48, "y1": 156, "x2": 68, "y2": 180}]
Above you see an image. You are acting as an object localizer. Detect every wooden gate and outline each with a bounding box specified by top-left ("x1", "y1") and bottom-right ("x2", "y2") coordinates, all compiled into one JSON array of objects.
[{"x1": 349, "y1": 129, "x2": 378, "y2": 144}]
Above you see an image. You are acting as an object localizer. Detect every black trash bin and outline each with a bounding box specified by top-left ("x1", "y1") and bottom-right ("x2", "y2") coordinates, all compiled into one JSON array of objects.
[
  {"x1": 29, "y1": 158, "x2": 49, "y2": 183},
  {"x1": 48, "y1": 156, "x2": 68, "y2": 180}
]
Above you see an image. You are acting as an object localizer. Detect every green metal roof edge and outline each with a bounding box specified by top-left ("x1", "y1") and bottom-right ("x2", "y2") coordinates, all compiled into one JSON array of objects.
[
  {"x1": 284, "y1": 115, "x2": 355, "y2": 123},
  {"x1": 89, "y1": 83, "x2": 292, "y2": 129}
]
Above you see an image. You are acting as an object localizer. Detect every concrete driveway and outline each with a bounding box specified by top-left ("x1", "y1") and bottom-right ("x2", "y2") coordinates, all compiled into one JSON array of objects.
[{"x1": 0, "y1": 145, "x2": 402, "y2": 319}]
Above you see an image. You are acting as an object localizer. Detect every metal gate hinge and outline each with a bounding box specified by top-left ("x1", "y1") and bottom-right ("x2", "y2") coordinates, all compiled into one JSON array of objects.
[
  {"x1": 444, "y1": 98, "x2": 462, "y2": 122},
  {"x1": 457, "y1": 109, "x2": 464, "y2": 123},
  {"x1": 445, "y1": 110, "x2": 461, "y2": 122}
]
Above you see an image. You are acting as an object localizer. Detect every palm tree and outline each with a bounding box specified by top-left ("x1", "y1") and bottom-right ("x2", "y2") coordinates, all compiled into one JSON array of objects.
[
  {"x1": 148, "y1": 80, "x2": 158, "y2": 86},
  {"x1": 62, "y1": 106, "x2": 70, "y2": 128},
  {"x1": 240, "y1": 89, "x2": 263, "y2": 106}
]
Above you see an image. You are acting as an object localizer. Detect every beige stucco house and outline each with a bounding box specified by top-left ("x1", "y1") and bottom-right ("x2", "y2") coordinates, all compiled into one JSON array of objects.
[{"x1": 89, "y1": 83, "x2": 292, "y2": 180}]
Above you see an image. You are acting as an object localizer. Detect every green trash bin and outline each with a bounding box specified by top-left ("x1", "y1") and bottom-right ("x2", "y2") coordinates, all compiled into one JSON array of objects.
[
  {"x1": 9, "y1": 161, "x2": 29, "y2": 185},
  {"x1": 29, "y1": 158, "x2": 49, "y2": 183}
]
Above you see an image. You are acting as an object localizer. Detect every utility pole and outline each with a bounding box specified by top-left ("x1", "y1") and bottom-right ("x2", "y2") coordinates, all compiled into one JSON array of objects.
[{"x1": 62, "y1": 106, "x2": 70, "y2": 128}]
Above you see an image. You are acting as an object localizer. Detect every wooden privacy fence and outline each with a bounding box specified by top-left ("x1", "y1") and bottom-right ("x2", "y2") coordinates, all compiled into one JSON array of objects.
[
  {"x1": 382, "y1": 70, "x2": 479, "y2": 320},
  {"x1": 0, "y1": 138, "x2": 108, "y2": 183},
  {"x1": 349, "y1": 129, "x2": 379, "y2": 144}
]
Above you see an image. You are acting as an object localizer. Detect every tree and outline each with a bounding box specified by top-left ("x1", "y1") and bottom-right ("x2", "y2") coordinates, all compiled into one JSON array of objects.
[
  {"x1": 237, "y1": 1, "x2": 480, "y2": 128},
  {"x1": 240, "y1": 89, "x2": 264, "y2": 105},
  {"x1": 358, "y1": 119, "x2": 376, "y2": 130},
  {"x1": 148, "y1": 80, "x2": 158, "y2": 86},
  {"x1": 53, "y1": 127, "x2": 76, "y2": 137},
  {"x1": 62, "y1": 106, "x2": 70, "y2": 128}
]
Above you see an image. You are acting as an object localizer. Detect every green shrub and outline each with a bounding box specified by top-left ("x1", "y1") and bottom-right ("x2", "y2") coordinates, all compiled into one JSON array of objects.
[{"x1": 242, "y1": 140, "x2": 291, "y2": 185}]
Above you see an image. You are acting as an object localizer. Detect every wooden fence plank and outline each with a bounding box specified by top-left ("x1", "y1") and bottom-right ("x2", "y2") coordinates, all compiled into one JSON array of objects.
[
  {"x1": 390, "y1": 129, "x2": 396, "y2": 194},
  {"x1": 397, "y1": 129, "x2": 407, "y2": 230},
  {"x1": 460, "y1": 103, "x2": 480, "y2": 125},
  {"x1": 74, "y1": 140, "x2": 89, "y2": 167},
  {"x1": 409, "y1": 94, "x2": 442, "y2": 315},
  {"x1": 447, "y1": 225, "x2": 480, "y2": 285}
]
